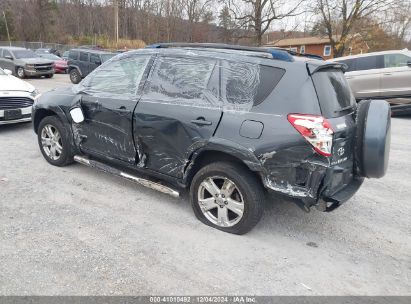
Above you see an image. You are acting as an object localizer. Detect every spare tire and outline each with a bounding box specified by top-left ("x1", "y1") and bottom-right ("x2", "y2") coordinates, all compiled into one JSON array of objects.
[{"x1": 355, "y1": 100, "x2": 391, "y2": 178}]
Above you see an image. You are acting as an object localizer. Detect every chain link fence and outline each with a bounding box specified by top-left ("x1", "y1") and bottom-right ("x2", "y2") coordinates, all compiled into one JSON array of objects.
[{"x1": 0, "y1": 41, "x2": 75, "y2": 53}]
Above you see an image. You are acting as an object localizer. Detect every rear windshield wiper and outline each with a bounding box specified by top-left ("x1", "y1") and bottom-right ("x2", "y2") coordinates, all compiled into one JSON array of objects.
[{"x1": 334, "y1": 104, "x2": 356, "y2": 113}]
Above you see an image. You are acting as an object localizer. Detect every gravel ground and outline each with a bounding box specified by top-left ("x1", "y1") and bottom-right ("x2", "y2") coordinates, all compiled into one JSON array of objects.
[{"x1": 0, "y1": 75, "x2": 410, "y2": 295}]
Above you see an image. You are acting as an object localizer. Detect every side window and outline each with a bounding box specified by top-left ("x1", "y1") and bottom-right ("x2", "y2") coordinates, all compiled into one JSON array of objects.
[
  {"x1": 337, "y1": 59, "x2": 356, "y2": 72},
  {"x1": 222, "y1": 61, "x2": 285, "y2": 110},
  {"x1": 85, "y1": 56, "x2": 150, "y2": 97},
  {"x1": 145, "y1": 56, "x2": 217, "y2": 106},
  {"x1": 384, "y1": 54, "x2": 411, "y2": 68},
  {"x1": 90, "y1": 53, "x2": 101, "y2": 65},
  {"x1": 68, "y1": 51, "x2": 78, "y2": 60},
  {"x1": 355, "y1": 55, "x2": 383, "y2": 71},
  {"x1": 324, "y1": 45, "x2": 331, "y2": 57},
  {"x1": 3, "y1": 50, "x2": 12, "y2": 58},
  {"x1": 79, "y1": 52, "x2": 89, "y2": 62}
]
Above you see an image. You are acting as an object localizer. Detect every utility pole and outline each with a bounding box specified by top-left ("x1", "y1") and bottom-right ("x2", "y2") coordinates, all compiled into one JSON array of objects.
[
  {"x1": 114, "y1": 0, "x2": 119, "y2": 47},
  {"x1": 2, "y1": 11, "x2": 11, "y2": 47}
]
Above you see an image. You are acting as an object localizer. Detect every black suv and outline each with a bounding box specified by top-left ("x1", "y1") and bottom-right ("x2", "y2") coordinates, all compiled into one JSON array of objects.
[
  {"x1": 32, "y1": 43, "x2": 391, "y2": 234},
  {"x1": 67, "y1": 49, "x2": 115, "y2": 84}
]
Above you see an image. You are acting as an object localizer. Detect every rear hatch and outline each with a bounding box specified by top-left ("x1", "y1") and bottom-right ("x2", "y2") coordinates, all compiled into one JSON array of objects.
[{"x1": 310, "y1": 65, "x2": 357, "y2": 197}]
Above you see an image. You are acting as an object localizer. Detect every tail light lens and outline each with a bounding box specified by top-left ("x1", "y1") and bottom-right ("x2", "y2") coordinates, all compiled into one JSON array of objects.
[{"x1": 287, "y1": 114, "x2": 334, "y2": 157}]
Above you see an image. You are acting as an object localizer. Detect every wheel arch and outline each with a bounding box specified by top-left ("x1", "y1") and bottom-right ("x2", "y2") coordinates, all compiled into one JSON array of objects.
[{"x1": 184, "y1": 147, "x2": 264, "y2": 188}]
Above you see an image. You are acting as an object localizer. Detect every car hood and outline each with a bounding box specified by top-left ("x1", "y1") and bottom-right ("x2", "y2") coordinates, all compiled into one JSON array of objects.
[
  {"x1": 19, "y1": 58, "x2": 54, "y2": 65},
  {"x1": 0, "y1": 75, "x2": 35, "y2": 92}
]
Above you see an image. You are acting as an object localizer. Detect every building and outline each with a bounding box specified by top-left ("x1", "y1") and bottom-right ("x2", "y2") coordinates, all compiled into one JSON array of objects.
[{"x1": 264, "y1": 35, "x2": 370, "y2": 59}]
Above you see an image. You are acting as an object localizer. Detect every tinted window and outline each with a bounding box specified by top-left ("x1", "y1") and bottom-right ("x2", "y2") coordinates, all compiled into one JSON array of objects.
[
  {"x1": 85, "y1": 56, "x2": 149, "y2": 97},
  {"x1": 355, "y1": 55, "x2": 382, "y2": 71},
  {"x1": 312, "y1": 69, "x2": 356, "y2": 118},
  {"x1": 90, "y1": 53, "x2": 100, "y2": 64},
  {"x1": 145, "y1": 56, "x2": 217, "y2": 106},
  {"x1": 68, "y1": 51, "x2": 78, "y2": 60},
  {"x1": 222, "y1": 61, "x2": 285, "y2": 110},
  {"x1": 337, "y1": 59, "x2": 355, "y2": 72},
  {"x1": 79, "y1": 52, "x2": 89, "y2": 62},
  {"x1": 384, "y1": 54, "x2": 411, "y2": 68}
]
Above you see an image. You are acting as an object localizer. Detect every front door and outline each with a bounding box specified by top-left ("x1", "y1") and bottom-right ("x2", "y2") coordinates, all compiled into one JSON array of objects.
[
  {"x1": 73, "y1": 55, "x2": 151, "y2": 163},
  {"x1": 134, "y1": 55, "x2": 222, "y2": 178}
]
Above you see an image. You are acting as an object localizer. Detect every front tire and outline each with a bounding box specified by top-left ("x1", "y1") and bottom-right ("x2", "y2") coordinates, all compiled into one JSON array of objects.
[
  {"x1": 45, "y1": 74, "x2": 53, "y2": 78},
  {"x1": 37, "y1": 116, "x2": 73, "y2": 167},
  {"x1": 190, "y1": 162, "x2": 264, "y2": 235},
  {"x1": 16, "y1": 67, "x2": 25, "y2": 79},
  {"x1": 69, "y1": 69, "x2": 81, "y2": 84}
]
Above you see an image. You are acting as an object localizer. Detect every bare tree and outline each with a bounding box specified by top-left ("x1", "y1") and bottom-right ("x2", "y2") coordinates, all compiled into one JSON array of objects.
[
  {"x1": 226, "y1": 0, "x2": 305, "y2": 46},
  {"x1": 314, "y1": 0, "x2": 395, "y2": 57}
]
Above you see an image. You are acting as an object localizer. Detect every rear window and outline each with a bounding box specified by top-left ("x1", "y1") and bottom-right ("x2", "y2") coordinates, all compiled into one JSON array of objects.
[
  {"x1": 79, "y1": 52, "x2": 89, "y2": 62},
  {"x1": 312, "y1": 69, "x2": 356, "y2": 118},
  {"x1": 68, "y1": 51, "x2": 78, "y2": 60},
  {"x1": 222, "y1": 62, "x2": 285, "y2": 110}
]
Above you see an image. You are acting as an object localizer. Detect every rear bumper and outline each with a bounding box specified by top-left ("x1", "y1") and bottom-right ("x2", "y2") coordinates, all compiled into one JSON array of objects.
[{"x1": 319, "y1": 176, "x2": 364, "y2": 211}]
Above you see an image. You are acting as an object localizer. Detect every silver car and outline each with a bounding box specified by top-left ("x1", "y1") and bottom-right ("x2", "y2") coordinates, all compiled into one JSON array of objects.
[{"x1": 328, "y1": 49, "x2": 411, "y2": 101}]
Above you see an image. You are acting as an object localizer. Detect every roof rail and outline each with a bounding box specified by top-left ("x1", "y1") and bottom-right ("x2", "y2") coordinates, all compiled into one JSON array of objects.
[{"x1": 146, "y1": 43, "x2": 295, "y2": 62}]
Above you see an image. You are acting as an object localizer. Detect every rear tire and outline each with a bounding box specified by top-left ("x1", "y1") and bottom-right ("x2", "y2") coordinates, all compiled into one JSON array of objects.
[
  {"x1": 190, "y1": 162, "x2": 264, "y2": 235},
  {"x1": 69, "y1": 69, "x2": 81, "y2": 84},
  {"x1": 37, "y1": 116, "x2": 73, "y2": 167}
]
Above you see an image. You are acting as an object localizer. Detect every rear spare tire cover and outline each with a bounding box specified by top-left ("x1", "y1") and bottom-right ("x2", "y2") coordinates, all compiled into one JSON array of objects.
[{"x1": 355, "y1": 100, "x2": 391, "y2": 178}]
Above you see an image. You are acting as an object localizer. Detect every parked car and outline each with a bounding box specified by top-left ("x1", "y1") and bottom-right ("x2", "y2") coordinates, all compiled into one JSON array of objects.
[
  {"x1": 67, "y1": 49, "x2": 115, "y2": 84},
  {"x1": 32, "y1": 43, "x2": 391, "y2": 234},
  {"x1": 328, "y1": 49, "x2": 411, "y2": 100},
  {"x1": 38, "y1": 53, "x2": 68, "y2": 73},
  {"x1": 35, "y1": 48, "x2": 61, "y2": 57},
  {"x1": 0, "y1": 67, "x2": 40, "y2": 125},
  {"x1": 0, "y1": 47, "x2": 54, "y2": 79}
]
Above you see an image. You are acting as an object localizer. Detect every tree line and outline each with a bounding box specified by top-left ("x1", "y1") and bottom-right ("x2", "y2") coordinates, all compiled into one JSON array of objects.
[{"x1": 0, "y1": 0, "x2": 410, "y2": 56}]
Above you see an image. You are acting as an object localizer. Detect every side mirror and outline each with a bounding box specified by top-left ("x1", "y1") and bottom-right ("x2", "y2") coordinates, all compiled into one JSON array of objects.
[
  {"x1": 95, "y1": 60, "x2": 102, "y2": 66},
  {"x1": 70, "y1": 107, "x2": 85, "y2": 123},
  {"x1": 4, "y1": 69, "x2": 12, "y2": 75},
  {"x1": 407, "y1": 61, "x2": 411, "y2": 67},
  {"x1": 4, "y1": 55, "x2": 13, "y2": 60}
]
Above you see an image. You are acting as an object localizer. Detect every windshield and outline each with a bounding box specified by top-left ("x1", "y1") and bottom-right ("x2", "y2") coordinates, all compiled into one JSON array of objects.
[
  {"x1": 312, "y1": 69, "x2": 356, "y2": 118},
  {"x1": 12, "y1": 50, "x2": 39, "y2": 59},
  {"x1": 41, "y1": 54, "x2": 62, "y2": 60},
  {"x1": 100, "y1": 54, "x2": 115, "y2": 62}
]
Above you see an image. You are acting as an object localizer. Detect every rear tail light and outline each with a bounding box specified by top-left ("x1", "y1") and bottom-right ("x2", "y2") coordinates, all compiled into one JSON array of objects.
[{"x1": 287, "y1": 114, "x2": 334, "y2": 157}]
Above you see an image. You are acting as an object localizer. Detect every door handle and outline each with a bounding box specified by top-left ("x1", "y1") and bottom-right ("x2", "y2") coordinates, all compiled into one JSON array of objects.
[
  {"x1": 191, "y1": 117, "x2": 212, "y2": 126},
  {"x1": 383, "y1": 73, "x2": 392, "y2": 76}
]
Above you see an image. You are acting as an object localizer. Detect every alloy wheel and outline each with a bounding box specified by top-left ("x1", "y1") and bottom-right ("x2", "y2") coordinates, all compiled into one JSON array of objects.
[
  {"x1": 197, "y1": 176, "x2": 245, "y2": 227},
  {"x1": 41, "y1": 124, "x2": 63, "y2": 161}
]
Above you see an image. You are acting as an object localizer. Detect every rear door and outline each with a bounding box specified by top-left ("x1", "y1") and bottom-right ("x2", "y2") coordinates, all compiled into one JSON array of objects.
[
  {"x1": 1, "y1": 49, "x2": 15, "y2": 72},
  {"x1": 73, "y1": 54, "x2": 152, "y2": 163},
  {"x1": 381, "y1": 53, "x2": 411, "y2": 97},
  {"x1": 311, "y1": 68, "x2": 357, "y2": 196},
  {"x1": 343, "y1": 55, "x2": 383, "y2": 99},
  {"x1": 133, "y1": 55, "x2": 221, "y2": 178},
  {"x1": 78, "y1": 51, "x2": 90, "y2": 77}
]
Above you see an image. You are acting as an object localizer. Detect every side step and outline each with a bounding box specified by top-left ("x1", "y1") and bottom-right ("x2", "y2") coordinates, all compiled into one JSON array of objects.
[{"x1": 73, "y1": 155, "x2": 180, "y2": 198}]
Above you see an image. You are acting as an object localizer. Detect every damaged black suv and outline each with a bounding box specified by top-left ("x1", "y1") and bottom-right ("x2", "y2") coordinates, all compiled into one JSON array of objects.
[{"x1": 32, "y1": 43, "x2": 391, "y2": 234}]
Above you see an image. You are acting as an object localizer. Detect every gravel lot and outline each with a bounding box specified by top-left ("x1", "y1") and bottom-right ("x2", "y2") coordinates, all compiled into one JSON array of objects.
[{"x1": 0, "y1": 74, "x2": 410, "y2": 295}]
